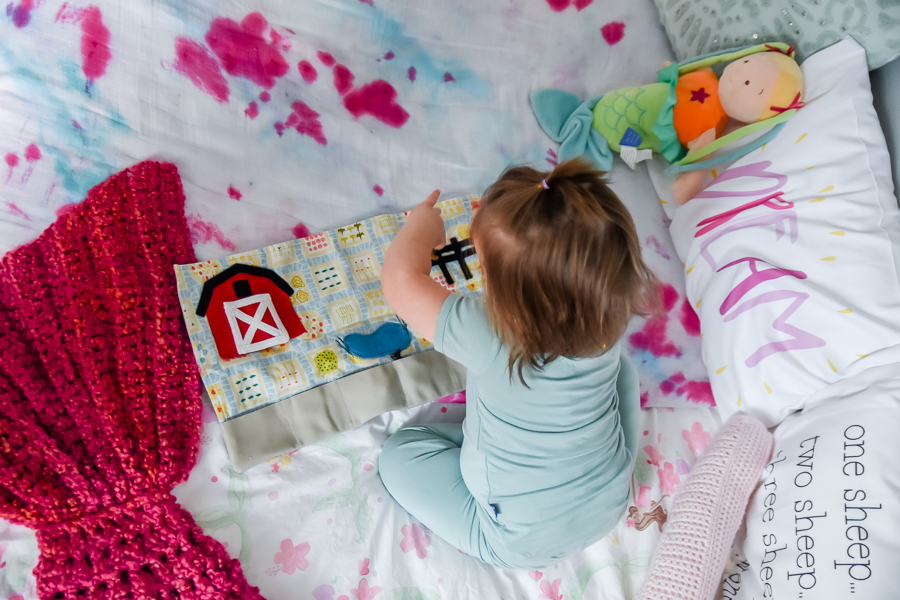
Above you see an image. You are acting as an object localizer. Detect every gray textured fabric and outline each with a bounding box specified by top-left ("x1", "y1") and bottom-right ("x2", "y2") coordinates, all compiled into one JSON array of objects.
[
  {"x1": 653, "y1": 0, "x2": 900, "y2": 69},
  {"x1": 221, "y1": 350, "x2": 466, "y2": 472},
  {"x1": 872, "y1": 57, "x2": 900, "y2": 205}
]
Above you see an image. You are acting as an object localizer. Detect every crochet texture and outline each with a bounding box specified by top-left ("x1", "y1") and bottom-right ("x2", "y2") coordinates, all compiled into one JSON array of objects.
[
  {"x1": 0, "y1": 161, "x2": 263, "y2": 599},
  {"x1": 636, "y1": 414, "x2": 774, "y2": 600}
]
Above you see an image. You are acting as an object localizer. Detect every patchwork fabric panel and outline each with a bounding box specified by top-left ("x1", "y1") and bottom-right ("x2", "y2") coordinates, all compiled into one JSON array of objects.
[{"x1": 176, "y1": 195, "x2": 484, "y2": 423}]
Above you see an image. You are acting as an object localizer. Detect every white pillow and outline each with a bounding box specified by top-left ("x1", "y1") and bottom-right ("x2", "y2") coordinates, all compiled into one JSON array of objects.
[
  {"x1": 661, "y1": 37, "x2": 900, "y2": 427},
  {"x1": 721, "y1": 361, "x2": 900, "y2": 599}
]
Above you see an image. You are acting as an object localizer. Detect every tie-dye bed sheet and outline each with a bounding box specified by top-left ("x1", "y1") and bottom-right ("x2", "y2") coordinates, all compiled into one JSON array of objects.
[{"x1": 0, "y1": 0, "x2": 720, "y2": 597}]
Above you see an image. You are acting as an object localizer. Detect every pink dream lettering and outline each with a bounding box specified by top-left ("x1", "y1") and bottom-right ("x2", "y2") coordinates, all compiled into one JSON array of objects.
[{"x1": 693, "y1": 160, "x2": 825, "y2": 368}]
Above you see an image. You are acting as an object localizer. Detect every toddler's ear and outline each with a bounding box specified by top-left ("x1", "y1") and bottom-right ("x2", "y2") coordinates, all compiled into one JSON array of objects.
[{"x1": 471, "y1": 198, "x2": 482, "y2": 217}]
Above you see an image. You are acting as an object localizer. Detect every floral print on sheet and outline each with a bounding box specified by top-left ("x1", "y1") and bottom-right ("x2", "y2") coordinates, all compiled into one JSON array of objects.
[
  {"x1": 165, "y1": 404, "x2": 719, "y2": 600},
  {"x1": 273, "y1": 539, "x2": 311, "y2": 575},
  {"x1": 627, "y1": 414, "x2": 717, "y2": 534},
  {"x1": 399, "y1": 524, "x2": 431, "y2": 559},
  {"x1": 1, "y1": 387, "x2": 720, "y2": 600},
  {"x1": 2, "y1": 0, "x2": 717, "y2": 598}
]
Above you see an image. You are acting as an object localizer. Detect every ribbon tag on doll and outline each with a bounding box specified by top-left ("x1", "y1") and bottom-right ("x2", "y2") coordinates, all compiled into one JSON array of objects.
[{"x1": 619, "y1": 128, "x2": 652, "y2": 169}]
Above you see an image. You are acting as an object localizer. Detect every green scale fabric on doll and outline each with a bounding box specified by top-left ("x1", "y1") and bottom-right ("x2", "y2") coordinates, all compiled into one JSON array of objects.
[
  {"x1": 532, "y1": 43, "x2": 805, "y2": 183},
  {"x1": 590, "y1": 76, "x2": 672, "y2": 156}
]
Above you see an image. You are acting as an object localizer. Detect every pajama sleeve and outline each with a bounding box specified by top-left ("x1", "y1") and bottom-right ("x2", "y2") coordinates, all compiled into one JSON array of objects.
[{"x1": 433, "y1": 294, "x2": 503, "y2": 375}]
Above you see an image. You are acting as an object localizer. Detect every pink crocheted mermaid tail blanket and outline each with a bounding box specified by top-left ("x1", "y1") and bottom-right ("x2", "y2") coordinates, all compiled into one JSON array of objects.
[{"x1": 0, "y1": 162, "x2": 262, "y2": 599}]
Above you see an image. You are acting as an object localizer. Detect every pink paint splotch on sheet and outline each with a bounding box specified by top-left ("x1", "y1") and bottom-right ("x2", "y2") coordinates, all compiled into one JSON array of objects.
[
  {"x1": 358, "y1": 0, "x2": 374, "y2": 5},
  {"x1": 260, "y1": 90, "x2": 271, "y2": 102},
  {"x1": 332, "y1": 64, "x2": 355, "y2": 95},
  {"x1": 601, "y1": 21, "x2": 626, "y2": 45},
  {"x1": 173, "y1": 38, "x2": 229, "y2": 103},
  {"x1": 6, "y1": 203, "x2": 31, "y2": 220},
  {"x1": 80, "y1": 6, "x2": 111, "y2": 83},
  {"x1": 19, "y1": 143, "x2": 40, "y2": 183},
  {"x1": 55, "y1": 2, "x2": 73, "y2": 22},
  {"x1": 186, "y1": 213, "x2": 236, "y2": 251},
  {"x1": 659, "y1": 372, "x2": 714, "y2": 406},
  {"x1": 372, "y1": 184, "x2": 384, "y2": 196},
  {"x1": 383, "y1": 51, "x2": 394, "y2": 60},
  {"x1": 326, "y1": 61, "x2": 410, "y2": 127},
  {"x1": 245, "y1": 101, "x2": 258, "y2": 119},
  {"x1": 205, "y1": 12, "x2": 289, "y2": 89},
  {"x1": 269, "y1": 28, "x2": 291, "y2": 52},
  {"x1": 24, "y1": 143, "x2": 39, "y2": 162},
  {"x1": 344, "y1": 81, "x2": 409, "y2": 127},
  {"x1": 227, "y1": 185, "x2": 242, "y2": 200},
  {"x1": 12, "y1": 0, "x2": 32, "y2": 28},
  {"x1": 292, "y1": 222, "x2": 310, "y2": 238},
  {"x1": 679, "y1": 298, "x2": 701, "y2": 336},
  {"x1": 4, "y1": 153, "x2": 18, "y2": 183},
  {"x1": 443, "y1": 72, "x2": 456, "y2": 83},
  {"x1": 546, "y1": 0, "x2": 592, "y2": 11},
  {"x1": 289, "y1": 101, "x2": 327, "y2": 145},
  {"x1": 645, "y1": 236, "x2": 670, "y2": 260},
  {"x1": 317, "y1": 51, "x2": 336, "y2": 67},
  {"x1": 43, "y1": 180, "x2": 57, "y2": 204},
  {"x1": 629, "y1": 282, "x2": 682, "y2": 357},
  {"x1": 298, "y1": 60, "x2": 317, "y2": 83},
  {"x1": 407, "y1": 66, "x2": 416, "y2": 82},
  {"x1": 279, "y1": 101, "x2": 327, "y2": 145}
]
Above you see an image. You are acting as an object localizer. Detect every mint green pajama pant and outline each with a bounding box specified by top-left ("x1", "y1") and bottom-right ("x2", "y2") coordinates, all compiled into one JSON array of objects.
[{"x1": 378, "y1": 355, "x2": 640, "y2": 569}]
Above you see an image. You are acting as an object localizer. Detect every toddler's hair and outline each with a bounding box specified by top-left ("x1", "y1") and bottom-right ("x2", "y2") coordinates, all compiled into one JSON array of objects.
[{"x1": 471, "y1": 158, "x2": 657, "y2": 382}]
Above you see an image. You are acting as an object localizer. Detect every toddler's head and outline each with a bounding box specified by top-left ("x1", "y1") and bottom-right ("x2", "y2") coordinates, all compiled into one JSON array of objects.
[{"x1": 471, "y1": 158, "x2": 656, "y2": 379}]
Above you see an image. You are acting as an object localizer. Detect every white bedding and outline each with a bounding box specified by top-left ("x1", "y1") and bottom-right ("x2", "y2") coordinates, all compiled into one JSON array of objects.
[
  {"x1": 664, "y1": 39, "x2": 900, "y2": 427},
  {"x1": 0, "y1": 0, "x2": 719, "y2": 597}
]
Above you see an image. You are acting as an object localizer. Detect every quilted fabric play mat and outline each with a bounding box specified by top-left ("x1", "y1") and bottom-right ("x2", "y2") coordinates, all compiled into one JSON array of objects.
[{"x1": 0, "y1": 0, "x2": 724, "y2": 598}]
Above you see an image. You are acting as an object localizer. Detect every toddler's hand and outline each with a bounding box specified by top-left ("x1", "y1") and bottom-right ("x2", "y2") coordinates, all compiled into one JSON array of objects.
[{"x1": 406, "y1": 190, "x2": 447, "y2": 250}]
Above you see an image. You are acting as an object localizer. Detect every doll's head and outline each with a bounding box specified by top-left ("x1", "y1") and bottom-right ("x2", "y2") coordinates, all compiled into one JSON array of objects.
[
  {"x1": 471, "y1": 158, "x2": 656, "y2": 381},
  {"x1": 719, "y1": 52, "x2": 804, "y2": 123}
]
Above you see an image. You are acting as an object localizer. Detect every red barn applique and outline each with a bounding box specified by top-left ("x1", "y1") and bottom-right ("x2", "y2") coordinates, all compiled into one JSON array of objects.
[{"x1": 196, "y1": 264, "x2": 306, "y2": 360}]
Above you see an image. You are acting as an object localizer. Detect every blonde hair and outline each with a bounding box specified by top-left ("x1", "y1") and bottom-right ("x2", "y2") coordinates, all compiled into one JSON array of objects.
[
  {"x1": 759, "y1": 52, "x2": 804, "y2": 121},
  {"x1": 471, "y1": 158, "x2": 657, "y2": 383}
]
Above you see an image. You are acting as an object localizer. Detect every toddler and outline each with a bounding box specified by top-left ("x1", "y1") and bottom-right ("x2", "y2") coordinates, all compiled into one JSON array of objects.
[{"x1": 378, "y1": 158, "x2": 655, "y2": 569}]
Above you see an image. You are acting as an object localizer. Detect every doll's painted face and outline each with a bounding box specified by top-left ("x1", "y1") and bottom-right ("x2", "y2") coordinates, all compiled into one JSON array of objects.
[{"x1": 719, "y1": 54, "x2": 784, "y2": 123}]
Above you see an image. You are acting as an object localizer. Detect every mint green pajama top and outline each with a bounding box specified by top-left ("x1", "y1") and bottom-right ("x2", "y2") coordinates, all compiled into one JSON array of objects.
[{"x1": 434, "y1": 294, "x2": 639, "y2": 566}]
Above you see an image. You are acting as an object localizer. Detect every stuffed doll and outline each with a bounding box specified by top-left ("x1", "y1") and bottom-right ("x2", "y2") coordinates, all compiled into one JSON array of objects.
[{"x1": 532, "y1": 43, "x2": 805, "y2": 203}]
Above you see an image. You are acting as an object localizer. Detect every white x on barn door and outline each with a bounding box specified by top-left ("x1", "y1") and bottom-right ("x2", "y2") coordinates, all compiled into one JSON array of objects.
[{"x1": 223, "y1": 294, "x2": 290, "y2": 355}]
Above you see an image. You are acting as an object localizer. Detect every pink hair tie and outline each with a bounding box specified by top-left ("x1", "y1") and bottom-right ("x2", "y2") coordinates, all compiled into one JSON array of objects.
[
  {"x1": 765, "y1": 44, "x2": 795, "y2": 57},
  {"x1": 540, "y1": 179, "x2": 549, "y2": 190},
  {"x1": 769, "y1": 92, "x2": 806, "y2": 114}
]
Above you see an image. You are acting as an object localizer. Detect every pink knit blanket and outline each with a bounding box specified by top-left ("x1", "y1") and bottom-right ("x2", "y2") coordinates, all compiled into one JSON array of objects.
[{"x1": 0, "y1": 162, "x2": 262, "y2": 599}]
